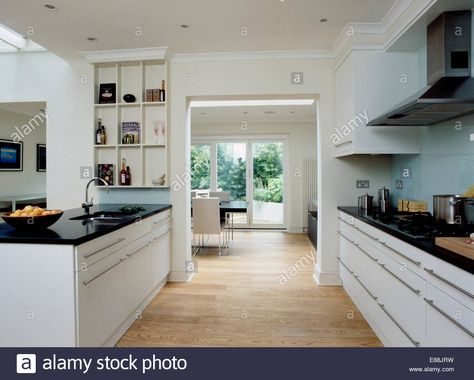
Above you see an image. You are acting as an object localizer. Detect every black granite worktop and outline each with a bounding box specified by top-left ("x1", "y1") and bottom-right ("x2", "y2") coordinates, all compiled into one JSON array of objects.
[
  {"x1": 0, "y1": 204, "x2": 171, "y2": 245},
  {"x1": 338, "y1": 207, "x2": 473, "y2": 274}
]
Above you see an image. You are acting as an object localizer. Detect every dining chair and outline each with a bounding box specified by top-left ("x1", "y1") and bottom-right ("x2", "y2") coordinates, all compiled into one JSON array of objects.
[{"x1": 192, "y1": 197, "x2": 229, "y2": 256}]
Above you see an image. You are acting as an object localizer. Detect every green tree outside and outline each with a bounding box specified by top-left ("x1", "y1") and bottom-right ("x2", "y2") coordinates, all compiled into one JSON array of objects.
[{"x1": 191, "y1": 142, "x2": 283, "y2": 203}]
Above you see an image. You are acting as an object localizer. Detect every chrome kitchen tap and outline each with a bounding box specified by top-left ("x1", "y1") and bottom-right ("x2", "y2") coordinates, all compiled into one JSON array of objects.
[{"x1": 82, "y1": 177, "x2": 109, "y2": 211}]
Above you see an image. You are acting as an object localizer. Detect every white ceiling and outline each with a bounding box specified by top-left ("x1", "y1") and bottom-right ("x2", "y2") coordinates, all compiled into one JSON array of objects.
[
  {"x1": 0, "y1": 101, "x2": 46, "y2": 117},
  {"x1": 191, "y1": 104, "x2": 317, "y2": 124},
  {"x1": 0, "y1": 0, "x2": 396, "y2": 60}
]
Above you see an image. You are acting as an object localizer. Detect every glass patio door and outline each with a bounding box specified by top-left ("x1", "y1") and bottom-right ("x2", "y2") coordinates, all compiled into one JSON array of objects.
[
  {"x1": 216, "y1": 141, "x2": 248, "y2": 226},
  {"x1": 250, "y1": 141, "x2": 285, "y2": 228},
  {"x1": 191, "y1": 138, "x2": 287, "y2": 229}
]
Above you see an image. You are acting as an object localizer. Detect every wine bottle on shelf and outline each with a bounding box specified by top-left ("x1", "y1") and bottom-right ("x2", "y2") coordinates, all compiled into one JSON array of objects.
[
  {"x1": 125, "y1": 166, "x2": 131, "y2": 186},
  {"x1": 120, "y1": 159, "x2": 127, "y2": 186},
  {"x1": 159, "y1": 80, "x2": 166, "y2": 102},
  {"x1": 96, "y1": 118, "x2": 102, "y2": 145},
  {"x1": 100, "y1": 125, "x2": 107, "y2": 145}
]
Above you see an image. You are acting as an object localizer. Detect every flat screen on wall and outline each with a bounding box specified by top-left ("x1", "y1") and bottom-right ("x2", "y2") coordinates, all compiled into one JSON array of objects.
[{"x1": 0, "y1": 139, "x2": 23, "y2": 171}]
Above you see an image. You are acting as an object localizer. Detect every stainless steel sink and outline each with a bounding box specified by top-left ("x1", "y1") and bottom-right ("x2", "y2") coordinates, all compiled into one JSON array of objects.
[{"x1": 70, "y1": 212, "x2": 131, "y2": 222}]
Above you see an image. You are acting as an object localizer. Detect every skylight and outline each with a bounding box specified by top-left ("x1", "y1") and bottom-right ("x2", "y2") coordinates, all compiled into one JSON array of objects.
[
  {"x1": 190, "y1": 99, "x2": 315, "y2": 108},
  {"x1": 0, "y1": 23, "x2": 45, "y2": 52},
  {"x1": 0, "y1": 23, "x2": 26, "y2": 49}
]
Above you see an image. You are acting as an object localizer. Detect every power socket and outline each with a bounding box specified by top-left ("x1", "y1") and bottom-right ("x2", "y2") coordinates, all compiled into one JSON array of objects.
[{"x1": 356, "y1": 180, "x2": 370, "y2": 189}]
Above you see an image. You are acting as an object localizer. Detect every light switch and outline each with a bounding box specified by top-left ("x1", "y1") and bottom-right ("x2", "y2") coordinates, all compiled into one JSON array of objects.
[{"x1": 470, "y1": 133, "x2": 474, "y2": 142}]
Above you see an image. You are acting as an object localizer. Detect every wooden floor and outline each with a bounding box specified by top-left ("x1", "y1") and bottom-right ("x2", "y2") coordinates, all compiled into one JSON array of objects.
[{"x1": 117, "y1": 231, "x2": 382, "y2": 347}]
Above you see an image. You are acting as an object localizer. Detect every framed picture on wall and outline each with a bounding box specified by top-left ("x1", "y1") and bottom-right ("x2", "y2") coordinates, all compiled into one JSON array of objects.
[
  {"x1": 0, "y1": 139, "x2": 23, "y2": 171},
  {"x1": 37, "y1": 144, "x2": 46, "y2": 172}
]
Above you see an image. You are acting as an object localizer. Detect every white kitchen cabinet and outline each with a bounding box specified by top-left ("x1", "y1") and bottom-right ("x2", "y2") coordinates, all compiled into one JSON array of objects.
[
  {"x1": 338, "y1": 211, "x2": 474, "y2": 347},
  {"x1": 0, "y1": 209, "x2": 171, "y2": 347},
  {"x1": 424, "y1": 284, "x2": 474, "y2": 347},
  {"x1": 76, "y1": 217, "x2": 171, "y2": 346},
  {"x1": 334, "y1": 50, "x2": 421, "y2": 157},
  {"x1": 124, "y1": 238, "x2": 153, "y2": 313},
  {"x1": 77, "y1": 255, "x2": 127, "y2": 347},
  {"x1": 151, "y1": 231, "x2": 171, "y2": 288}
]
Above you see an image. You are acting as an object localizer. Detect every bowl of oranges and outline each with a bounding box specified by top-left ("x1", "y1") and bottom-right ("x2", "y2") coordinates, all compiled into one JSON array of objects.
[{"x1": 1, "y1": 205, "x2": 63, "y2": 230}]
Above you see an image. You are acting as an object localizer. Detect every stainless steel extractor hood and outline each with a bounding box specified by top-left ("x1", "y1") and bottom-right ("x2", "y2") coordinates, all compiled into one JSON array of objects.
[{"x1": 367, "y1": 10, "x2": 474, "y2": 126}]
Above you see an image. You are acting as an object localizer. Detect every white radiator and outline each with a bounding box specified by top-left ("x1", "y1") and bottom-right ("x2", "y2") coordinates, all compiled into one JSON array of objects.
[{"x1": 303, "y1": 159, "x2": 317, "y2": 218}]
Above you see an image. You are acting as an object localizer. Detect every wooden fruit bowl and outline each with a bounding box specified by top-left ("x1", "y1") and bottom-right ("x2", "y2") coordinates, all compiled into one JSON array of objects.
[{"x1": 1, "y1": 210, "x2": 63, "y2": 230}]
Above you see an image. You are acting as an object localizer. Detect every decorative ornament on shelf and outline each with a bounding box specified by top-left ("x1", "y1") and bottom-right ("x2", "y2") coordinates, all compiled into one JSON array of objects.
[
  {"x1": 153, "y1": 120, "x2": 166, "y2": 145},
  {"x1": 123, "y1": 94, "x2": 136, "y2": 103},
  {"x1": 151, "y1": 174, "x2": 166, "y2": 186}
]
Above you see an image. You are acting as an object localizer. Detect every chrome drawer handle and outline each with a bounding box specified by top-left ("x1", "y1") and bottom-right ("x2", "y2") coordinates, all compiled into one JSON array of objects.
[
  {"x1": 337, "y1": 257, "x2": 354, "y2": 274},
  {"x1": 337, "y1": 231, "x2": 355, "y2": 244},
  {"x1": 338, "y1": 217, "x2": 354, "y2": 226},
  {"x1": 378, "y1": 241, "x2": 421, "y2": 266},
  {"x1": 378, "y1": 263, "x2": 420, "y2": 295},
  {"x1": 82, "y1": 258, "x2": 126, "y2": 286},
  {"x1": 354, "y1": 275, "x2": 378, "y2": 301},
  {"x1": 356, "y1": 227, "x2": 379, "y2": 241},
  {"x1": 378, "y1": 303, "x2": 420, "y2": 346},
  {"x1": 424, "y1": 298, "x2": 474, "y2": 338},
  {"x1": 83, "y1": 238, "x2": 126, "y2": 259},
  {"x1": 356, "y1": 245, "x2": 378, "y2": 262},
  {"x1": 423, "y1": 268, "x2": 474, "y2": 299}
]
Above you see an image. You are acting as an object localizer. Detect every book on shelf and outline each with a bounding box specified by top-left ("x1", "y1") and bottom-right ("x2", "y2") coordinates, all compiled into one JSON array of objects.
[
  {"x1": 98, "y1": 164, "x2": 114, "y2": 185},
  {"x1": 121, "y1": 121, "x2": 141, "y2": 144}
]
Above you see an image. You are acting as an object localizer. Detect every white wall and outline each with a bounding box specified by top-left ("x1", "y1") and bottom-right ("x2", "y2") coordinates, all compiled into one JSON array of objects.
[
  {"x1": 0, "y1": 51, "x2": 397, "y2": 286},
  {"x1": 192, "y1": 121, "x2": 317, "y2": 232},
  {"x1": 0, "y1": 52, "x2": 93, "y2": 210},
  {"x1": 0, "y1": 108, "x2": 46, "y2": 206}
]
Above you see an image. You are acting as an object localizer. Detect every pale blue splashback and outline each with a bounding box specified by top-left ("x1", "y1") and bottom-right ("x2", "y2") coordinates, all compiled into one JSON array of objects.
[
  {"x1": 391, "y1": 118, "x2": 474, "y2": 211},
  {"x1": 98, "y1": 188, "x2": 170, "y2": 205}
]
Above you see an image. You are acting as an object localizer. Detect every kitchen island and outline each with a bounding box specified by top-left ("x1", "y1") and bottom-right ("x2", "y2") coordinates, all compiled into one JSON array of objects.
[{"x1": 0, "y1": 204, "x2": 171, "y2": 347}]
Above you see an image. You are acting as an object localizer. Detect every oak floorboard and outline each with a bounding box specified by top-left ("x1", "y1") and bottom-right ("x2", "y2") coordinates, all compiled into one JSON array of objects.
[{"x1": 117, "y1": 231, "x2": 382, "y2": 347}]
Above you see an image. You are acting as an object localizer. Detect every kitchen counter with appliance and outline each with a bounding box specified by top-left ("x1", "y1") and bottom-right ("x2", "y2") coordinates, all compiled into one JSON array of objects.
[
  {"x1": 0, "y1": 204, "x2": 172, "y2": 347},
  {"x1": 338, "y1": 206, "x2": 473, "y2": 274},
  {"x1": 0, "y1": 203, "x2": 171, "y2": 245}
]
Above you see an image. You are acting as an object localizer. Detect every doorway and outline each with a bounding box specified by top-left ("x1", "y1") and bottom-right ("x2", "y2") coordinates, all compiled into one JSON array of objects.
[{"x1": 191, "y1": 137, "x2": 287, "y2": 228}]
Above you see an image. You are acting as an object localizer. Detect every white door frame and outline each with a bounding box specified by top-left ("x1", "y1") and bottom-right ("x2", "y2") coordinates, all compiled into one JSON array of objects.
[{"x1": 192, "y1": 134, "x2": 289, "y2": 230}]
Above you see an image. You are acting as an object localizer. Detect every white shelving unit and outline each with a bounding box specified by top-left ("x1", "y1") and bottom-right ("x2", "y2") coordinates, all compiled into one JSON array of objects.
[{"x1": 93, "y1": 59, "x2": 169, "y2": 188}]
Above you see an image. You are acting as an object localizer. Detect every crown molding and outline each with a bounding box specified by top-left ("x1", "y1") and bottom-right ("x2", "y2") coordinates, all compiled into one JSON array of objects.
[
  {"x1": 70, "y1": 0, "x2": 436, "y2": 68},
  {"x1": 79, "y1": 47, "x2": 168, "y2": 63},
  {"x1": 172, "y1": 49, "x2": 334, "y2": 62}
]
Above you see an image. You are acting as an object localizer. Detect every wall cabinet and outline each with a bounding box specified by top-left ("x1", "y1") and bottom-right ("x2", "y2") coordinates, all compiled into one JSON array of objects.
[
  {"x1": 338, "y1": 211, "x2": 474, "y2": 347},
  {"x1": 334, "y1": 51, "x2": 421, "y2": 157},
  {"x1": 93, "y1": 60, "x2": 169, "y2": 188}
]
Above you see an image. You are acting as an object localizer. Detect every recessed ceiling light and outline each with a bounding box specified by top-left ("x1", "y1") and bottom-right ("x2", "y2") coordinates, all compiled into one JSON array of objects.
[
  {"x1": 87, "y1": 37, "x2": 98, "y2": 41},
  {"x1": 290, "y1": 111, "x2": 296, "y2": 114},
  {"x1": 243, "y1": 112, "x2": 248, "y2": 114},
  {"x1": 264, "y1": 111, "x2": 276, "y2": 114},
  {"x1": 200, "y1": 112, "x2": 206, "y2": 115},
  {"x1": 320, "y1": 18, "x2": 328, "y2": 23},
  {"x1": 180, "y1": 24, "x2": 189, "y2": 29},
  {"x1": 44, "y1": 3, "x2": 57, "y2": 10}
]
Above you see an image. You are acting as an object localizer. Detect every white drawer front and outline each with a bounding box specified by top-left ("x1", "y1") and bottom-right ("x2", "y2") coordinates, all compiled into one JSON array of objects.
[
  {"x1": 150, "y1": 209, "x2": 171, "y2": 228},
  {"x1": 425, "y1": 284, "x2": 474, "y2": 347},
  {"x1": 75, "y1": 221, "x2": 145, "y2": 270},
  {"x1": 422, "y1": 254, "x2": 474, "y2": 310}
]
